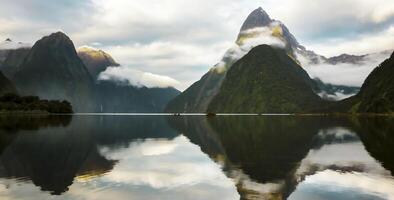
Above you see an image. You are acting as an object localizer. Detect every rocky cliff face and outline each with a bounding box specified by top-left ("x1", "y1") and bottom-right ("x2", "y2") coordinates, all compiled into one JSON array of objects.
[{"x1": 77, "y1": 46, "x2": 120, "y2": 79}]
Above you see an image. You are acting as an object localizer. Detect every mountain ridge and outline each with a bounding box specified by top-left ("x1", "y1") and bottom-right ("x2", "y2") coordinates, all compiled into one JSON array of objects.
[
  {"x1": 207, "y1": 45, "x2": 323, "y2": 113},
  {"x1": 166, "y1": 7, "x2": 327, "y2": 112},
  {"x1": 12, "y1": 32, "x2": 97, "y2": 112}
]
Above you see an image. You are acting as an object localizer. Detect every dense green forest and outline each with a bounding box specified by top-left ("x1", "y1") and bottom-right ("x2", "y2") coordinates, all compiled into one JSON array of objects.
[{"x1": 0, "y1": 93, "x2": 72, "y2": 113}]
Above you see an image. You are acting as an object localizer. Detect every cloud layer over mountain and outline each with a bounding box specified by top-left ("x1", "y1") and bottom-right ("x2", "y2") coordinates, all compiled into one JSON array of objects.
[
  {"x1": 99, "y1": 66, "x2": 180, "y2": 89},
  {"x1": 302, "y1": 51, "x2": 392, "y2": 87}
]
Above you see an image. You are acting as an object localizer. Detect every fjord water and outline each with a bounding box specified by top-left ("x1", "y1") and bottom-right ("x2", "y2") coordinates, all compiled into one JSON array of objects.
[{"x1": 0, "y1": 115, "x2": 393, "y2": 200}]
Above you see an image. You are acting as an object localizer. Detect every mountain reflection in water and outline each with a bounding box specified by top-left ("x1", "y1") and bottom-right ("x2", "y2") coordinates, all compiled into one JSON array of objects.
[
  {"x1": 168, "y1": 116, "x2": 394, "y2": 200},
  {"x1": 0, "y1": 115, "x2": 393, "y2": 200}
]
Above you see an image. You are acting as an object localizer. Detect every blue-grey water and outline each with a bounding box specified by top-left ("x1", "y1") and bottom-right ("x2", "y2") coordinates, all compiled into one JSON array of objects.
[{"x1": 0, "y1": 115, "x2": 393, "y2": 200}]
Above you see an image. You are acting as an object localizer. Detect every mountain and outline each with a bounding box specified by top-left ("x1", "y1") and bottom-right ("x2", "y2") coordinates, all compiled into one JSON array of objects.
[
  {"x1": 352, "y1": 51, "x2": 394, "y2": 113},
  {"x1": 236, "y1": 7, "x2": 324, "y2": 65},
  {"x1": 165, "y1": 69, "x2": 225, "y2": 112},
  {"x1": 0, "y1": 71, "x2": 17, "y2": 95},
  {"x1": 166, "y1": 7, "x2": 325, "y2": 113},
  {"x1": 239, "y1": 7, "x2": 272, "y2": 31},
  {"x1": 0, "y1": 39, "x2": 31, "y2": 77},
  {"x1": 12, "y1": 32, "x2": 96, "y2": 112},
  {"x1": 327, "y1": 53, "x2": 366, "y2": 65},
  {"x1": 207, "y1": 45, "x2": 323, "y2": 113},
  {"x1": 313, "y1": 78, "x2": 360, "y2": 101},
  {"x1": 0, "y1": 48, "x2": 30, "y2": 79},
  {"x1": 76, "y1": 46, "x2": 180, "y2": 112},
  {"x1": 77, "y1": 46, "x2": 120, "y2": 78},
  {"x1": 96, "y1": 81, "x2": 180, "y2": 112}
]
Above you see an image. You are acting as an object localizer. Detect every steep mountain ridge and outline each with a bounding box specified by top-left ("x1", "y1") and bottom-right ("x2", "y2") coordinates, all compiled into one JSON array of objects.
[
  {"x1": 13, "y1": 32, "x2": 96, "y2": 112},
  {"x1": 166, "y1": 7, "x2": 324, "y2": 112}
]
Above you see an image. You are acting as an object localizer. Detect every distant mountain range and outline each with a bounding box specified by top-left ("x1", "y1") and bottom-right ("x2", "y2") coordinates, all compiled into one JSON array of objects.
[{"x1": 0, "y1": 33, "x2": 179, "y2": 112}]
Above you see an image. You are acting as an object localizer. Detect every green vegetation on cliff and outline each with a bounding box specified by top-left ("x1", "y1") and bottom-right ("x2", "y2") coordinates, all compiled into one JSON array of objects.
[
  {"x1": 207, "y1": 45, "x2": 323, "y2": 113},
  {"x1": 354, "y1": 51, "x2": 394, "y2": 113}
]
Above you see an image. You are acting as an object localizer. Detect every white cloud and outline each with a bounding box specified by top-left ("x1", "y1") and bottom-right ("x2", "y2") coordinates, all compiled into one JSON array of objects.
[
  {"x1": 0, "y1": 39, "x2": 30, "y2": 50},
  {"x1": 291, "y1": 170, "x2": 394, "y2": 200},
  {"x1": 290, "y1": 127, "x2": 394, "y2": 199},
  {"x1": 307, "y1": 26, "x2": 394, "y2": 57},
  {"x1": 212, "y1": 24, "x2": 287, "y2": 73},
  {"x1": 238, "y1": 26, "x2": 286, "y2": 49},
  {"x1": 99, "y1": 42, "x2": 230, "y2": 90},
  {"x1": 302, "y1": 51, "x2": 392, "y2": 87},
  {"x1": 98, "y1": 136, "x2": 235, "y2": 189},
  {"x1": 0, "y1": 135, "x2": 239, "y2": 200},
  {"x1": 98, "y1": 66, "x2": 180, "y2": 89}
]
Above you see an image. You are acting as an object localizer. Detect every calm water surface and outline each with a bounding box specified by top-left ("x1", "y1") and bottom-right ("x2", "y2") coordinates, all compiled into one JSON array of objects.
[{"x1": 0, "y1": 115, "x2": 393, "y2": 200}]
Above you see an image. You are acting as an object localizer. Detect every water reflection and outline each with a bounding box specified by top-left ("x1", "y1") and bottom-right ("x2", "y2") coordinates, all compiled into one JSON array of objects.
[
  {"x1": 0, "y1": 115, "x2": 393, "y2": 200},
  {"x1": 0, "y1": 115, "x2": 238, "y2": 200},
  {"x1": 168, "y1": 116, "x2": 394, "y2": 200}
]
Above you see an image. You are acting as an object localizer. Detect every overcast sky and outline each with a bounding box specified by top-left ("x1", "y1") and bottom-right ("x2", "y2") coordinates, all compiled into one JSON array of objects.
[{"x1": 0, "y1": 0, "x2": 393, "y2": 90}]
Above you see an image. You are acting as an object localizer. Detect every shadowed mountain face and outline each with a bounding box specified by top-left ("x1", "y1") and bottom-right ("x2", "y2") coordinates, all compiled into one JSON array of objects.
[
  {"x1": 77, "y1": 46, "x2": 120, "y2": 79},
  {"x1": 12, "y1": 32, "x2": 96, "y2": 112},
  {"x1": 96, "y1": 80, "x2": 180, "y2": 112},
  {"x1": 355, "y1": 51, "x2": 394, "y2": 113},
  {"x1": 0, "y1": 71, "x2": 17, "y2": 96},
  {"x1": 208, "y1": 45, "x2": 323, "y2": 113},
  {"x1": 0, "y1": 48, "x2": 30, "y2": 79},
  {"x1": 0, "y1": 39, "x2": 30, "y2": 66}
]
